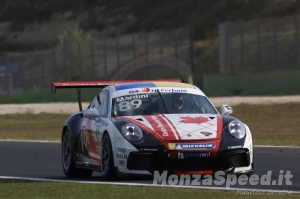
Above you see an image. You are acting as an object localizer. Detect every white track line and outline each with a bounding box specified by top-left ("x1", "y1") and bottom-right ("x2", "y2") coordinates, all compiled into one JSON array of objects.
[
  {"x1": 254, "y1": 145, "x2": 300, "y2": 148},
  {"x1": 0, "y1": 176, "x2": 299, "y2": 194},
  {"x1": 0, "y1": 139, "x2": 60, "y2": 143}
]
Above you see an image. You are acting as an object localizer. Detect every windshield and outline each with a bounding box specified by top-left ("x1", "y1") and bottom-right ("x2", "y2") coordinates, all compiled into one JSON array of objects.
[{"x1": 111, "y1": 92, "x2": 218, "y2": 116}]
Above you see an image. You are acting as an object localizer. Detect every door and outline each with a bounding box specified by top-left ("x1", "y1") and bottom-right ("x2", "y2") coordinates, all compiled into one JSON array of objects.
[{"x1": 80, "y1": 90, "x2": 109, "y2": 168}]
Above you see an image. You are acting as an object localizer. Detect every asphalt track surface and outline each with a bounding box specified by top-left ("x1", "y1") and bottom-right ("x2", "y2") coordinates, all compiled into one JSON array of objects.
[{"x1": 0, "y1": 141, "x2": 299, "y2": 192}]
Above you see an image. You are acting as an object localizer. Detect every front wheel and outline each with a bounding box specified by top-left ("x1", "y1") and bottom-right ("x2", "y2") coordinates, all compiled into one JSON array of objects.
[
  {"x1": 62, "y1": 128, "x2": 93, "y2": 178},
  {"x1": 101, "y1": 133, "x2": 115, "y2": 180}
]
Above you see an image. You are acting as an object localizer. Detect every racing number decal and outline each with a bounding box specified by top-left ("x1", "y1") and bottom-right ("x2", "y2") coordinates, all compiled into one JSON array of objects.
[{"x1": 118, "y1": 99, "x2": 142, "y2": 111}]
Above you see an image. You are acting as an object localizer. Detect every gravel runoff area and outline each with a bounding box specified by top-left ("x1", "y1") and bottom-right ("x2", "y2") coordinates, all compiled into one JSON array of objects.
[{"x1": 0, "y1": 95, "x2": 300, "y2": 115}]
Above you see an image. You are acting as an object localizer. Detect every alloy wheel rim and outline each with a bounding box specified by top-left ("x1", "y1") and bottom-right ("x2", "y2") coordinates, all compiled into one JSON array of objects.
[{"x1": 62, "y1": 132, "x2": 71, "y2": 169}]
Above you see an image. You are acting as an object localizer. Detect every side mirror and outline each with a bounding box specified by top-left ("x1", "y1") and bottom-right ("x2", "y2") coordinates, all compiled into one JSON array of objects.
[
  {"x1": 83, "y1": 108, "x2": 100, "y2": 121},
  {"x1": 221, "y1": 104, "x2": 233, "y2": 115}
]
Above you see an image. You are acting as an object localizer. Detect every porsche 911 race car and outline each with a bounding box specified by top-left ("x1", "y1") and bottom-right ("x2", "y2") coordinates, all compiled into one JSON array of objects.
[{"x1": 51, "y1": 79, "x2": 253, "y2": 180}]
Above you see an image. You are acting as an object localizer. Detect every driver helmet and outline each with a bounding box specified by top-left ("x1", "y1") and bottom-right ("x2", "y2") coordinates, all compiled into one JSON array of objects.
[{"x1": 172, "y1": 93, "x2": 185, "y2": 109}]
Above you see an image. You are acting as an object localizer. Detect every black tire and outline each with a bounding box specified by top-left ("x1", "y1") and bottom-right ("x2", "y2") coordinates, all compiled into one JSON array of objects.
[
  {"x1": 250, "y1": 149, "x2": 254, "y2": 175},
  {"x1": 62, "y1": 128, "x2": 93, "y2": 178},
  {"x1": 252, "y1": 146, "x2": 254, "y2": 171},
  {"x1": 101, "y1": 133, "x2": 116, "y2": 180}
]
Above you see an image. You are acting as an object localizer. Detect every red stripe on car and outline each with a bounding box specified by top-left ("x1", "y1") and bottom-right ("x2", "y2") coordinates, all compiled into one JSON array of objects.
[
  {"x1": 143, "y1": 115, "x2": 178, "y2": 140},
  {"x1": 160, "y1": 114, "x2": 181, "y2": 140},
  {"x1": 209, "y1": 115, "x2": 223, "y2": 157}
]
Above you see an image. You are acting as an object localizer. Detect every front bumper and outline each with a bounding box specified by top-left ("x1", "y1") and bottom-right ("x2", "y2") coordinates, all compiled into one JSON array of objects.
[{"x1": 126, "y1": 149, "x2": 251, "y2": 175}]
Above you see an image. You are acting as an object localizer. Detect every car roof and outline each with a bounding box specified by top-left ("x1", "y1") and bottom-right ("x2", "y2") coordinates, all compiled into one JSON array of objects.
[{"x1": 113, "y1": 82, "x2": 196, "y2": 91}]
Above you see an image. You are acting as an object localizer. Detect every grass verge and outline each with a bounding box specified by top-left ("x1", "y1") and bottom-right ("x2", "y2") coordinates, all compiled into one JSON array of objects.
[
  {"x1": 0, "y1": 179, "x2": 297, "y2": 199},
  {"x1": 203, "y1": 70, "x2": 300, "y2": 96},
  {"x1": 0, "y1": 103, "x2": 299, "y2": 145},
  {"x1": 231, "y1": 103, "x2": 300, "y2": 146},
  {"x1": 0, "y1": 113, "x2": 68, "y2": 140}
]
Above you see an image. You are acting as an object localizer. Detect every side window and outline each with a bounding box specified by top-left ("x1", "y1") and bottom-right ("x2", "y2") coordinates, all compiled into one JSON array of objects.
[
  {"x1": 89, "y1": 97, "x2": 99, "y2": 109},
  {"x1": 98, "y1": 90, "x2": 109, "y2": 117}
]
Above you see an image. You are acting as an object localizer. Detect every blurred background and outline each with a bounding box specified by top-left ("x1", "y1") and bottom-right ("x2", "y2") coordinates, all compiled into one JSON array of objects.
[{"x1": 1, "y1": 0, "x2": 300, "y2": 102}]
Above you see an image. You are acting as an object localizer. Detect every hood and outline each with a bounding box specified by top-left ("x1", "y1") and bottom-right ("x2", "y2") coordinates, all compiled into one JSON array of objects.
[{"x1": 118, "y1": 114, "x2": 223, "y2": 141}]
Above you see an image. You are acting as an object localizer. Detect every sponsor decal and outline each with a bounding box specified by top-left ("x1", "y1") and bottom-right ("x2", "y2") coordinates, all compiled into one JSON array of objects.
[
  {"x1": 117, "y1": 153, "x2": 128, "y2": 159},
  {"x1": 179, "y1": 116, "x2": 209, "y2": 124},
  {"x1": 96, "y1": 125, "x2": 101, "y2": 134},
  {"x1": 150, "y1": 88, "x2": 187, "y2": 93},
  {"x1": 119, "y1": 160, "x2": 125, "y2": 167},
  {"x1": 117, "y1": 148, "x2": 126, "y2": 153},
  {"x1": 143, "y1": 114, "x2": 180, "y2": 139},
  {"x1": 201, "y1": 132, "x2": 212, "y2": 136},
  {"x1": 112, "y1": 87, "x2": 206, "y2": 99},
  {"x1": 128, "y1": 88, "x2": 188, "y2": 94},
  {"x1": 95, "y1": 125, "x2": 102, "y2": 141},
  {"x1": 177, "y1": 152, "x2": 211, "y2": 159},
  {"x1": 116, "y1": 94, "x2": 148, "y2": 103},
  {"x1": 95, "y1": 141, "x2": 101, "y2": 152},
  {"x1": 140, "y1": 88, "x2": 150, "y2": 92},
  {"x1": 160, "y1": 114, "x2": 180, "y2": 140},
  {"x1": 151, "y1": 115, "x2": 168, "y2": 136},
  {"x1": 140, "y1": 148, "x2": 158, "y2": 152},
  {"x1": 96, "y1": 146, "x2": 101, "y2": 152},
  {"x1": 168, "y1": 143, "x2": 215, "y2": 150},
  {"x1": 129, "y1": 90, "x2": 140, "y2": 94}
]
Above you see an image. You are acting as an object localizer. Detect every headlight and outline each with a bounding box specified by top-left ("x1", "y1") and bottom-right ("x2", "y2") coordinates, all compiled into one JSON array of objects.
[
  {"x1": 228, "y1": 121, "x2": 246, "y2": 139},
  {"x1": 121, "y1": 123, "x2": 143, "y2": 141}
]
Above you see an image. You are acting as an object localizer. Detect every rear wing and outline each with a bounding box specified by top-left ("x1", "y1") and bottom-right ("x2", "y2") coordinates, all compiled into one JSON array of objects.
[{"x1": 51, "y1": 79, "x2": 184, "y2": 111}]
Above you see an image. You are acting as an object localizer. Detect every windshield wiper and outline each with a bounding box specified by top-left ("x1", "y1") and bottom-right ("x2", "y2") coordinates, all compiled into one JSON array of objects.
[{"x1": 156, "y1": 89, "x2": 170, "y2": 114}]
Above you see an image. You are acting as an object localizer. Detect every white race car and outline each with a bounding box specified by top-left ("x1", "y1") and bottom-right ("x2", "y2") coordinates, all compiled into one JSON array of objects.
[{"x1": 51, "y1": 79, "x2": 253, "y2": 180}]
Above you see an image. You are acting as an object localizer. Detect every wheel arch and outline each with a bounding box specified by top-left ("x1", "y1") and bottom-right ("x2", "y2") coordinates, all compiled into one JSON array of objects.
[
  {"x1": 61, "y1": 113, "x2": 83, "y2": 161},
  {"x1": 102, "y1": 128, "x2": 119, "y2": 169},
  {"x1": 101, "y1": 129, "x2": 117, "y2": 179}
]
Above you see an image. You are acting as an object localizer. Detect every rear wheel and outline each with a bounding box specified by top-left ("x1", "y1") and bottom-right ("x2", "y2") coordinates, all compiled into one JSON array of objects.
[
  {"x1": 101, "y1": 133, "x2": 115, "y2": 180},
  {"x1": 62, "y1": 128, "x2": 93, "y2": 178}
]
